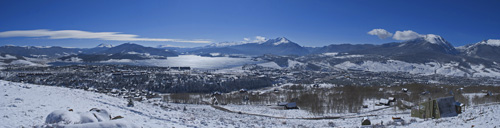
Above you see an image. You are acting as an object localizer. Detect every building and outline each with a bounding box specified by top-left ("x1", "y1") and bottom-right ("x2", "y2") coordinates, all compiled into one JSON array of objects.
[
  {"x1": 388, "y1": 97, "x2": 396, "y2": 102},
  {"x1": 277, "y1": 102, "x2": 288, "y2": 106},
  {"x1": 285, "y1": 102, "x2": 299, "y2": 109},
  {"x1": 379, "y1": 98, "x2": 390, "y2": 106},
  {"x1": 411, "y1": 96, "x2": 459, "y2": 119}
]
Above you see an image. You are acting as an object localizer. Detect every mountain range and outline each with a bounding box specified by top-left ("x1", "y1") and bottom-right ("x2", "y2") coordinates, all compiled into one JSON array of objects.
[
  {"x1": 459, "y1": 39, "x2": 500, "y2": 62},
  {"x1": 1, "y1": 36, "x2": 500, "y2": 77},
  {"x1": 289, "y1": 35, "x2": 500, "y2": 77},
  {"x1": 0, "y1": 36, "x2": 498, "y2": 61},
  {"x1": 0, "y1": 43, "x2": 177, "y2": 62},
  {"x1": 190, "y1": 37, "x2": 309, "y2": 56}
]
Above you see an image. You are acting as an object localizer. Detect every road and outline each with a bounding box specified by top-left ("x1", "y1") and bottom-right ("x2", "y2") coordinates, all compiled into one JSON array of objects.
[{"x1": 210, "y1": 104, "x2": 409, "y2": 120}]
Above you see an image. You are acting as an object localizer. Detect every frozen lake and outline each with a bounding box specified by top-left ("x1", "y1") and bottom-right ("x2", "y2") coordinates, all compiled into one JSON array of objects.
[{"x1": 50, "y1": 55, "x2": 263, "y2": 69}]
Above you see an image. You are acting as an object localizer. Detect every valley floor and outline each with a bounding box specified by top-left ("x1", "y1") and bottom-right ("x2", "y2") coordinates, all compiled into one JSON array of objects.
[{"x1": 1, "y1": 80, "x2": 499, "y2": 127}]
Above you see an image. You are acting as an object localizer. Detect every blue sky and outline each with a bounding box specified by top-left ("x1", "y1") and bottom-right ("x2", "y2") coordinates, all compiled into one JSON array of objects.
[{"x1": 0, "y1": 0, "x2": 499, "y2": 48}]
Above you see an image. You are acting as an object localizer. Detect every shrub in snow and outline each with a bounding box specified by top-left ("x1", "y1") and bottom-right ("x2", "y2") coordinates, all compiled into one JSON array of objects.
[
  {"x1": 327, "y1": 122, "x2": 336, "y2": 127},
  {"x1": 127, "y1": 99, "x2": 134, "y2": 107},
  {"x1": 361, "y1": 119, "x2": 371, "y2": 125},
  {"x1": 54, "y1": 120, "x2": 137, "y2": 128},
  {"x1": 14, "y1": 98, "x2": 23, "y2": 101},
  {"x1": 112, "y1": 116, "x2": 124, "y2": 120},
  {"x1": 410, "y1": 119, "x2": 417, "y2": 123},
  {"x1": 89, "y1": 108, "x2": 111, "y2": 121}
]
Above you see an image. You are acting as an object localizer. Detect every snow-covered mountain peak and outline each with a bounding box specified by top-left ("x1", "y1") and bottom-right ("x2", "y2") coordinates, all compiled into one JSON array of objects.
[
  {"x1": 400, "y1": 34, "x2": 458, "y2": 54},
  {"x1": 96, "y1": 43, "x2": 113, "y2": 48},
  {"x1": 273, "y1": 37, "x2": 290, "y2": 45},
  {"x1": 460, "y1": 39, "x2": 500, "y2": 50},
  {"x1": 423, "y1": 34, "x2": 446, "y2": 44},
  {"x1": 478, "y1": 39, "x2": 500, "y2": 47},
  {"x1": 417, "y1": 34, "x2": 455, "y2": 48}
]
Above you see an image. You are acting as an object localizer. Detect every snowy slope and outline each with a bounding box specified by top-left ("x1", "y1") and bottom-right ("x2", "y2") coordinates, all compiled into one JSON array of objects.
[
  {"x1": 2, "y1": 80, "x2": 500, "y2": 127},
  {"x1": 0, "y1": 54, "x2": 48, "y2": 69},
  {"x1": 272, "y1": 37, "x2": 290, "y2": 45},
  {"x1": 334, "y1": 60, "x2": 500, "y2": 77},
  {"x1": 0, "y1": 80, "x2": 187, "y2": 127},
  {"x1": 258, "y1": 62, "x2": 282, "y2": 69}
]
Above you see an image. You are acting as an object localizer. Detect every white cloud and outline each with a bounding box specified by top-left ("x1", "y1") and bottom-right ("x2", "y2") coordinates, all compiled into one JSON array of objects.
[
  {"x1": 392, "y1": 30, "x2": 422, "y2": 40},
  {"x1": 0, "y1": 29, "x2": 211, "y2": 43},
  {"x1": 367, "y1": 29, "x2": 393, "y2": 39},
  {"x1": 254, "y1": 36, "x2": 268, "y2": 43},
  {"x1": 242, "y1": 36, "x2": 268, "y2": 43}
]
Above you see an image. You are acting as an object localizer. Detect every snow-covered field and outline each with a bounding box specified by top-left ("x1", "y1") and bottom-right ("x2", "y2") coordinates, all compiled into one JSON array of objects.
[{"x1": 1, "y1": 80, "x2": 500, "y2": 127}]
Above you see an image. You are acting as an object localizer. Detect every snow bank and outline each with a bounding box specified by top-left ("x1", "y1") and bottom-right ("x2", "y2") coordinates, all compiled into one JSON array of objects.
[
  {"x1": 45, "y1": 108, "x2": 111, "y2": 125},
  {"x1": 45, "y1": 110, "x2": 83, "y2": 124},
  {"x1": 43, "y1": 120, "x2": 136, "y2": 128}
]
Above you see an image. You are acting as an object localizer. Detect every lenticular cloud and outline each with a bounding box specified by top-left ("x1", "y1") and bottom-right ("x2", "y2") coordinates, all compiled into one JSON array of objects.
[{"x1": 0, "y1": 29, "x2": 211, "y2": 43}]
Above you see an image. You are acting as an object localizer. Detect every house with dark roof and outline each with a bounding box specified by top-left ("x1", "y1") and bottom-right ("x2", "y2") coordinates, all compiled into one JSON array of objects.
[{"x1": 285, "y1": 102, "x2": 298, "y2": 109}]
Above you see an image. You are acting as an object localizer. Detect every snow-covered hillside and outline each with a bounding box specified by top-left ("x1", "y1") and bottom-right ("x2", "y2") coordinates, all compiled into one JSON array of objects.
[
  {"x1": 334, "y1": 60, "x2": 500, "y2": 77},
  {"x1": 0, "y1": 80, "x2": 186, "y2": 127},
  {"x1": 0, "y1": 54, "x2": 48, "y2": 69},
  {"x1": 1, "y1": 80, "x2": 500, "y2": 127}
]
